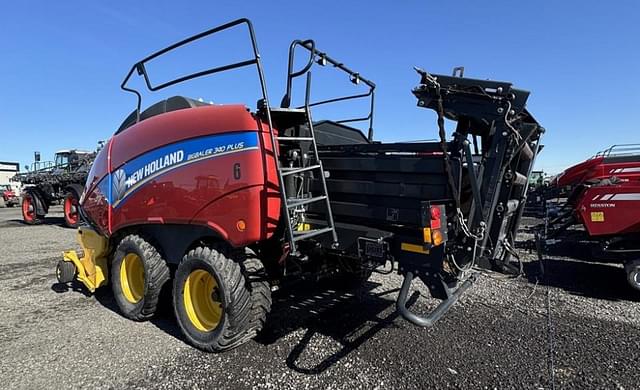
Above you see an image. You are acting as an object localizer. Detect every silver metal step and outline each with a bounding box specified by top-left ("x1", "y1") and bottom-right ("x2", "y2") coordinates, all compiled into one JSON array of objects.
[
  {"x1": 281, "y1": 164, "x2": 322, "y2": 176},
  {"x1": 276, "y1": 136, "x2": 315, "y2": 141},
  {"x1": 286, "y1": 195, "x2": 327, "y2": 208},
  {"x1": 292, "y1": 226, "x2": 334, "y2": 242}
]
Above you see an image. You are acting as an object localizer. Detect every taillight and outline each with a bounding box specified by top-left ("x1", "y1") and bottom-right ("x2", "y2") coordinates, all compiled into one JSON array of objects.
[
  {"x1": 432, "y1": 229, "x2": 444, "y2": 246},
  {"x1": 430, "y1": 205, "x2": 442, "y2": 229},
  {"x1": 423, "y1": 203, "x2": 447, "y2": 247}
]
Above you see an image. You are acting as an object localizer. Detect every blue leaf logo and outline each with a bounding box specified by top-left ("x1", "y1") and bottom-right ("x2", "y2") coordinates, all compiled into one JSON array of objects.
[{"x1": 112, "y1": 169, "x2": 127, "y2": 202}]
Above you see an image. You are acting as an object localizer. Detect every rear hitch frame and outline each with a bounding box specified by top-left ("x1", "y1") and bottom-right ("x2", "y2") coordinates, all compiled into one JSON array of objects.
[
  {"x1": 396, "y1": 271, "x2": 476, "y2": 327},
  {"x1": 394, "y1": 243, "x2": 477, "y2": 327}
]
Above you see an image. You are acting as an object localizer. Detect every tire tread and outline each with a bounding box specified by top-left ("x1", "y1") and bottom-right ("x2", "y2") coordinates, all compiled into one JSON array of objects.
[
  {"x1": 112, "y1": 234, "x2": 170, "y2": 321},
  {"x1": 174, "y1": 245, "x2": 271, "y2": 352}
]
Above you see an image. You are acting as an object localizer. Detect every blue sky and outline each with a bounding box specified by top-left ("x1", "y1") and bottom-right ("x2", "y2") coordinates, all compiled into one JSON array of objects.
[{"x1": 0, "y1": 1, "x2": 638, "y2": 174}]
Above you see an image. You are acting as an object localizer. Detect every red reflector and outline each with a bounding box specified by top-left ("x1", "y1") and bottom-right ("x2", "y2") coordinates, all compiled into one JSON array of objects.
[
  {"x1": 430, "y1": 206, "x2": 441, "y2": 220},
  {"x1": 430, "y1": 205, "x2": 442, "y2": 229}
]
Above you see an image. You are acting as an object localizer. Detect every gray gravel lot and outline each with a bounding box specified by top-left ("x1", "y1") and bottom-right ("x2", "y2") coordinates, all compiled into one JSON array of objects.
[{"x1": 0, "y1": 207, "x2": 638, "y2": 389}]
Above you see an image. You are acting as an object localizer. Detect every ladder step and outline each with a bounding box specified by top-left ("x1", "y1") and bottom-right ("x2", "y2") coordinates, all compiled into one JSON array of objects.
[
  {"x1": 287, "y1": 195, "x2": 327, "y2": 208},
  {"x1": 292, "y1": 226, "x2": 334, "y2": 242},
  {"x1": 281, "y1": 164, "x2": 321, "y2": 176},
  {"x1": 276, "y1": 136, "x2": 315, "y2": 141}
]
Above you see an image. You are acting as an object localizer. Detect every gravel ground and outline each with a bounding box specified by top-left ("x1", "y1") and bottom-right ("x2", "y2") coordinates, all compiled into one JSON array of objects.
[{"x1": 0, "y1": 207, "x2": 638, "y2": 389}]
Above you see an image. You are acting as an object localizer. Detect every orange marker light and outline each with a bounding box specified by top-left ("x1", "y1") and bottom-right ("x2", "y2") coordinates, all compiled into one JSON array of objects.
[
  {"x1": 432, "y1": 229, "x2": 444, "y2": 246},
  {"x1": 236, "y1": 219, "x2": 246, "y2": 232}
]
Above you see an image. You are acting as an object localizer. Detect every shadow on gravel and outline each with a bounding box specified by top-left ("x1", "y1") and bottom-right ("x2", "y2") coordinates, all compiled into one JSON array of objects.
[
  {"x1": 51, "y1": 280, "x2": 185, "y2": 340},
  {"x1": 513, "y1": 232, "x2": 640, "y2": 302},
  {"x1": 0, "y1": 219, "x2": 30, "y2": 228},
  {"x1": 524, "y1": 258, "x2": 640, "y2": 302},
  {"x1": 256, "y1": 280, "x2": 418, "y2": 375},
  {"x1": 51, "y1": 281, "x2": 94, "y2": 297},
  {"x1": 515, "y1": 238, "x2": 599, "y2": 262},
  {"x1": 2, "y1": 217, "x2": 68, "y2": 227},
  {"x1": 51, "y1": 277, "x2": 418, "y2": 374}
]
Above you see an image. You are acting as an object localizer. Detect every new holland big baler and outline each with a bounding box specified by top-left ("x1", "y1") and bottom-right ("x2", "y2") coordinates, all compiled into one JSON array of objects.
[
  {"x1": 542, "y1": 144, "x2": 640, "y2": 290},
  {"x1": 57, "y1": 19, "x2": 545, "y2": 351}
]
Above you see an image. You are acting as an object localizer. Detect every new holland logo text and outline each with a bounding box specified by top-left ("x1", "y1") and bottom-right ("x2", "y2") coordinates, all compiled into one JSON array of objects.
[{"x1": 125, "y1": 150, "x2": 184, "y2": 188}]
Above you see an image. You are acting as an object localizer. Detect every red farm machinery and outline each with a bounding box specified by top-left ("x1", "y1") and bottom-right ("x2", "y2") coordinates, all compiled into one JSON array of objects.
[
  {"x1": 0, "y1": 184, "x2": 19, "y2": 208},
  {"x1": 540, "y1": 144, "x2": 640, "y2": 290},
  {"x1": 57, "y1": 19, "x2": 545, "y2": 351}
]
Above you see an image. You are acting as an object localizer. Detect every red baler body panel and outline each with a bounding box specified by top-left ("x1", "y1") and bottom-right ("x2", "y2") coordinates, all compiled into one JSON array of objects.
[
  {"x1": 576, "y1": 184, "x2": 640, "y2": 236},
  {"x1": 81, "y1": 105, "x2": 281, "y2": 247},
  {"x1": 553, "y1": 149, "x2": 640, "y2": 238},
  {"x1": 555, "y1": 156, "x2": 640, "y2": 188},
  {"x1": 554, "y1": 156, "x2": 604, "y2": 187}
]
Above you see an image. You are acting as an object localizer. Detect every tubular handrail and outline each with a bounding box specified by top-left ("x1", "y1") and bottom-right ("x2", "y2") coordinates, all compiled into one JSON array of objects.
[
  {"x1": 29, "y1": 161, "x2": 55, "y2": 172},
  {"x1": 280, "y1": 39, "x2": 376, "y2": 141},
  {"x1": 120, "y1": 18, "x2": 271, "y2": 125},
  {"x1": 593, "y1": 143, "x2": 640, "y2": 158}
]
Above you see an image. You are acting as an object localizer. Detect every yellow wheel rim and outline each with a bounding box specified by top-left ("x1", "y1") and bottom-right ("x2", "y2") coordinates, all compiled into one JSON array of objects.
[
  {"x1": 183, "y1": 269, "x2": 223, "y2": 332},
  {"x1": 120, "y1": 253, "x2": 145, "y2": 303}
]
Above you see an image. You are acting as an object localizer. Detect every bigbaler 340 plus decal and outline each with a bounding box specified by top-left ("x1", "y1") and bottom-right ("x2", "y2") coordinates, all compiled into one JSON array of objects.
[{"x1": 57, "y1": 19, "x2": 545, "y2": 351}]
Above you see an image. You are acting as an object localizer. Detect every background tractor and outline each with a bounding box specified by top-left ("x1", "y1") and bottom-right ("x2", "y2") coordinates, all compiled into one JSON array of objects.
[
  {"x1": 523, "y1": 170, "x2": 551, "y2": 217},
  {"x1": 58, "y1": 19, "x2": 544, "y2": 352},
  {"x1": 13, "y1": 149, "x2": 96, "y2": 227}
]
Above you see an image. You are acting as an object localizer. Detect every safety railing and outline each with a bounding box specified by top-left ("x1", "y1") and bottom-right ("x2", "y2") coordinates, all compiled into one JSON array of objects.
[
  {"x1": 280, "y1": 40, "x2": 376, "y2": 141},
  {"x1": 593, "y1": 144, "x2": 640, "y2": 158},
  {"x1": 29, "y1": 161, "x2": 55, "y2": 172},
  {"x1": 120, "y1": 18, "x2": 273, "y2": 129}
]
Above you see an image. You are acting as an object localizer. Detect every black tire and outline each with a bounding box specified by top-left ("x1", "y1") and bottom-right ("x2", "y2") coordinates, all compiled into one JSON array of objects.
[
  {"x1": 21, "y1": 194, "x2": 44, "y2": 225},
  {"x1": 173, "y1": 246, "x2": 271, "y2": 352},
  {"x1": 56, "y1": 260, "x2": 76, "y2": 283},
  {"x1": 625, "y1": 260, "x2": 640, "y2": 292},
  {"x1": 242, "y1": 252, "x2": 272, "y2": 336},
  {"x1": 62, "y1": 191, "x2": 80, "y2": 228},
  {"x1": 111, "y1": 234, "x2": 170, "y2": 321}
]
